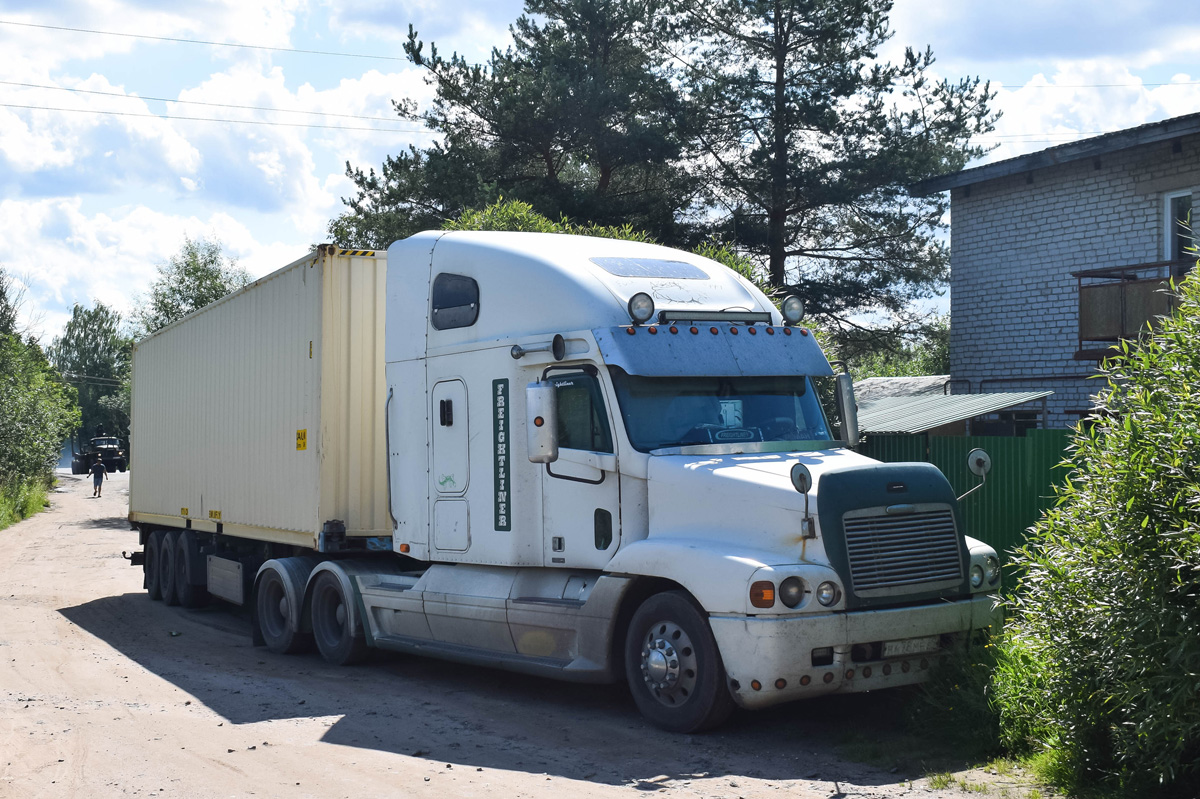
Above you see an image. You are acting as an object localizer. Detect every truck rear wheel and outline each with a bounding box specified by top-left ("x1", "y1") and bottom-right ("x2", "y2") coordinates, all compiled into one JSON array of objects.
[
  {"x1": 624, "y1": 591, "x2": 734, "y2": 733},
  {"x1": 310, "y1": 571, "x2": 368, "y2": 666},
  {"x1": 160, "y1": 530, "x2": 180, "y2": 606},
  {"x1": 255, "y1": 565, "x2": 313, "y2": 655},
  {"x1": 144, "y1": 530, "x2": 164, "y2": 601},
  {"x1": 175, "y1": 530, "x2": 209, "y2": 609}
]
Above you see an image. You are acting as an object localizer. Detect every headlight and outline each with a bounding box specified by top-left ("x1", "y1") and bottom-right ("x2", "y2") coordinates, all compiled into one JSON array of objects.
[
  {"x1": 986, "y1": 556, "x2": 1001, "y2": 585},
  {"x1": 970, "y1": 564, "x2": 985, "y2": 588},
  {"x1": 815, "y1": 581, "x2": 840, "y2": 606},
  {"x1": 779, "y1": 577, "x2": 805, "y2": 608}
]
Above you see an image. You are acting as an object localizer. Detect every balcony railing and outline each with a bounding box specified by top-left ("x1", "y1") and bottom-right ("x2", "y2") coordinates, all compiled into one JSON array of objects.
[{"x1": 1072, "y1": 259, "x2": 1192, "y2": 360}]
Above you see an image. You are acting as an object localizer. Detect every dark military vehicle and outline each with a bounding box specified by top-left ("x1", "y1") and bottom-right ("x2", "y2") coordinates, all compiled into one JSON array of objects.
[{"x1": 71, "y1": 436, "x2": 127, "y2": 474}]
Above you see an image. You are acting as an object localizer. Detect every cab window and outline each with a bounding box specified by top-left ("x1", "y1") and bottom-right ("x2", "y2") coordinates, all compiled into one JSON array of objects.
[{"x1": 549, "y1": 373, "x2": 614, "y2": 453}]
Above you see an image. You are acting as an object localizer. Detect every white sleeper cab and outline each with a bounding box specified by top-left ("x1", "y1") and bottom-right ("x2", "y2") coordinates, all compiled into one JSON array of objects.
[{"x1": 128, "y1": 232, "x2": 1001, "y2": 732}]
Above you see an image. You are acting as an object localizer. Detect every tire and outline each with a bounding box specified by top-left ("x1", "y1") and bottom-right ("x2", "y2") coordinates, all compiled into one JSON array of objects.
[
  {"x1": 175, "y1": 530, "x2": 209, "y2": 609},
  {"x1": 160, "y1": 530, "x2": 180, "y2": 607},
  {"x1": 255, "y1": 565, "x2": 313, "y2": 655},
  {"x1": 310, "y1": 571, "x2": 368, "y2": 666},
  {"x1": 145, "y1": 530, "x2": 164, "y2": 601},
  {"x1": 118, "y1": 461, "x2": 127, "y2": 473},
  {"x1": 624, "y1": 591, "x2": 735, "y2": 733}
]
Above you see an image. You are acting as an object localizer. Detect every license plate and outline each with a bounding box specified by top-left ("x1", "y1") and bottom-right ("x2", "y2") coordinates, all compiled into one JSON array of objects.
[{"x1": 882, "y1": 635, "x2": 939, "y2": 658}]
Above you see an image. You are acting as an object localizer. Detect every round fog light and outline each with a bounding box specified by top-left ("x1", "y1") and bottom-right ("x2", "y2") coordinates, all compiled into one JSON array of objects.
[
  {"x1": 970, "y1": 564, "x2": 985, "y2": 588},
  {"x1": 627, "y1": 292, "x2": 655, "y2": 325},
  {"x1": 781, "y1": 295, "x2": 805, "y2": 325},
  {"x1": 779, "y1": 576, "x2": 804, "y2": 608},
  {"x1": 816, "y1": 581, "x2": 840, "y2": 606}
]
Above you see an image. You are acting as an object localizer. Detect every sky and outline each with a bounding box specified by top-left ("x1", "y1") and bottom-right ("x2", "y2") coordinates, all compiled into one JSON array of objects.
[{"x1": 3, "y1": 0, "x2": 1199, "y2": 343}]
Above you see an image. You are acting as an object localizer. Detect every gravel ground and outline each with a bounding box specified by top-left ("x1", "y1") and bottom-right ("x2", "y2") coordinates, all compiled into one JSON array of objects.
[{"x1": 0, "y1": 471, "x2": 1047, "y2": 799}]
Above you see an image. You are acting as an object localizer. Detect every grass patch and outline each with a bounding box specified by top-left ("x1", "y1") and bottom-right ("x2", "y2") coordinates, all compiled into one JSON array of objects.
[{"x1": 0, "y1": 477, "x2": 50, "y2": 531}]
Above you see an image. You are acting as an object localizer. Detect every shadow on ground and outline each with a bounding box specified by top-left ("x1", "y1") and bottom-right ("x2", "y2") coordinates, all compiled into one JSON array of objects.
[{"x1": 60, "y1": 591, "x2": 973, "y2": 789}]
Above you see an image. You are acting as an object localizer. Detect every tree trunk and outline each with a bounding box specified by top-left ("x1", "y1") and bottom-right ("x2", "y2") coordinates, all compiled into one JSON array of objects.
[{"x1": 768, "y1": 0, "x2": 788, "y2": 288}]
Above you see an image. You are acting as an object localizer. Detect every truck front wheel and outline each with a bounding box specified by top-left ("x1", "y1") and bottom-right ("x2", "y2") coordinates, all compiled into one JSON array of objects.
[
  {"x1": 624, "y1": 591, "x2": 735, "y2": 733},
  {"x1": 310, "y1": 571, "x2": 368, "y2": 666}
]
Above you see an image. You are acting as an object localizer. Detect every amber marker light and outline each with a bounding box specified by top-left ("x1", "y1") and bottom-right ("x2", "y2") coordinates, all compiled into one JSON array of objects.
[
  {"x1": 669, "y1": 326, "x2": 678, "y2": 334},
  {"x1": 766, "y1": 327, "x2": 775, "y2": 335},
  {"x1": 783, "y1": 328, "x2": 792, "y2": 335},
  {"x1": 690, "y1": 326, "x2": 699, "y2": 334},
  {"x1": 799, "y1": 675, "x2": 811, "y2": 686},
  {"x1": 710, "y1": 326, "x2": 719, "y2": 335},
  {"x1": 748, "y1": 327, "x2": 757, "y2": 335},
  {"x1": 625, "y1": 327, "x2": 636, "y2": 335},
  {"x1": 648, "y1": 326, "x2": 658, "y2": 334},
  {"x1": 730, "y1": 327, "x2": 739, "y2": 335},
  {"x1": 534, "y1": 416, "x2": 545, "y2": 427},
  {"x1": 399, "y1": 543, "x2": 410, "y2": 553},
  {"x1": 801, "y1": 328, "x2": 810, "y2": 336},
  {"x1": 774, "y1": 678, "x2": 786, "y2": 689},
  {"x1": 749, "y1": 581, "x2": 776, "y2": 608},
  {"x1": 750, "y1": 680, "x2": 762, "y2": 691}
]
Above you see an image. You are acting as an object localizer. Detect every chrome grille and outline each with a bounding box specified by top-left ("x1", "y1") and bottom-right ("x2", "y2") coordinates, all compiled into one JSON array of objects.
[{"x1": 843, "y1": 508, "x2": 963, "y2": 592}]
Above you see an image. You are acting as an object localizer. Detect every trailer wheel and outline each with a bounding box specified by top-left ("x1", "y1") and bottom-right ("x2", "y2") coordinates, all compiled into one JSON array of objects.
[
  {"x1": 255, "y1": 565, "x2": 313, "y2": 655},
  {"x1": 145, "y1": 530, "x2": 164, "y2": 601},
  {"x1": 624, "y1": 591, "x2": 734, "y2": 733},
  {"x1": 160, "y1": 530, "x2": 180, "y2": 606},
  {"x1": 175, "y1": 531, "x2": 209, "y2": 609},
  {"x1": 310, "y1": 571, "x2": 368, "y2": 666}
]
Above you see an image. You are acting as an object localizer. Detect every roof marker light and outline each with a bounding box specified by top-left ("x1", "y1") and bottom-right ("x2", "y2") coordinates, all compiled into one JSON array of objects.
[
  {"x1": 784, "y1": 328, "x2": 792, "y2": 336},
  {"x1": 800, "y1": 328, "x2": 809, "y2": 337},
  {"x1": 648, "y1": 326, "x2": 658, "y2": 335},
  {"x1": 690, "y1": 327, "x2": 699, "y2": 334},
  {"x1": 625, "y1": 327, "x2": 636, "y2": 336},
  {"x1": 710, "y1": 327, "x2": 719, "y2": 335},
  {"x1": 748, "y1": 327, "x2": 757, "y2": 335},
  {"x1": 766, "y1": 327, "x2": 775, "y2": 335},
  {"x1": 730, "y1": 327, "x2": 739, "y2": 335},
  {"x1": 627, "y1": 292, "x2": 655, "y2": 325},
  {"x1": 669, "y1": 326, "x2": 678, "y2": 334}
]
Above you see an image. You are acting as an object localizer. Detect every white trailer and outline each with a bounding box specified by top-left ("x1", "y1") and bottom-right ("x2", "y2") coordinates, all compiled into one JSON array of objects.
[{"x1": 129, "y1": 233, "x2": 1000, "y2": 732}]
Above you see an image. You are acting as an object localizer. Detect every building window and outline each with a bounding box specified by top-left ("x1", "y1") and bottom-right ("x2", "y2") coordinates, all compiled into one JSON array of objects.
[{"x1": 1165, "y1": 190, "x2": 1194, "y2": 262}]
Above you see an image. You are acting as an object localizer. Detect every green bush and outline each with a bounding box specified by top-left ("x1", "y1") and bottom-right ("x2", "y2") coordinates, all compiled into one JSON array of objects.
[
  {"x1": 993, "y1": 275, "x2": 1200, "y2": 796},
  {"x1": 0, "y1": 478, "x2": 49, "y2": 530}
]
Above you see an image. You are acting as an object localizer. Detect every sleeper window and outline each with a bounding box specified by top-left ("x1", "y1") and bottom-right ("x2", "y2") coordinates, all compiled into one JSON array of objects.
[{"x1": 431, "y1": 273, "x2": 480, "y2": 330}]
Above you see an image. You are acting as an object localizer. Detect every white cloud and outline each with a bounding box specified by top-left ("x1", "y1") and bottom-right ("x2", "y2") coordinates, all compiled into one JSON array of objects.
[{"x1": 1, "y1": 198, "x2": 310, "y2": 339}]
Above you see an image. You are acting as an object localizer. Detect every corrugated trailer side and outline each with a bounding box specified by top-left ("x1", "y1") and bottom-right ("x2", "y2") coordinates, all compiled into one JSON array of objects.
[{"x1": 129, "y1": 246, "x2": 390, "y2": 550}]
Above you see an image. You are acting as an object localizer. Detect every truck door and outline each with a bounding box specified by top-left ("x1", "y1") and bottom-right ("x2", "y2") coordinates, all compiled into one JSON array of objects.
[
  {"x1": 540, "y1": 370, "x2": 620, "y2": 568},
  {"x1": 431, "y1": 379, "x2": 470, "y2": 552}
]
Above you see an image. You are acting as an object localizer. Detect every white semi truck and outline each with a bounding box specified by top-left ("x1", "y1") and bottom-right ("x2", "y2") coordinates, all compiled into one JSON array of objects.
[{"x1": 128, "y1": 233, "x2": 1001, "y2": 732}]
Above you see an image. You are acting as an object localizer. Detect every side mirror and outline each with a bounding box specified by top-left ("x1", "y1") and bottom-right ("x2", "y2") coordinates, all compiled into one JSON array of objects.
[
  {"x1": 967, "y1": 448, "x2": 992, "y2": 478},
  {"x1": 958, "y1": 448, "x2": 992, "y2": 501},
  {"x1": 790, "y1": 462, "x2": 812, "y2": 494},
  {"x1": 835, "y1": 372, "x2": 859, "y2": 448},
  {"x1": 526, "y1": 381, "x2": 559, "y2": 464}
]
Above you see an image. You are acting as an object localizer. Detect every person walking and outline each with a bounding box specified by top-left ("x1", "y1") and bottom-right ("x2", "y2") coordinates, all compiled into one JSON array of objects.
[{"x1": 89, "y1": 456, "x2": 107, "y2": 498}]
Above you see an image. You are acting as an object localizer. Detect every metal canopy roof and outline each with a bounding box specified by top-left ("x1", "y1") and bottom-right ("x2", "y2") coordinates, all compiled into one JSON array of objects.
[
  {"x1": 910, "y1": 111, "x2": 1200, "y2": 196},
  {"x1": 857, "y1": 391, "x2": 1053, "y2": 434}
]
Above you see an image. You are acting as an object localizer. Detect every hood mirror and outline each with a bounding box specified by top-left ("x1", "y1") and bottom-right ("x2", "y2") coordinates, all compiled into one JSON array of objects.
[
  {"x1": 958, "y1": 447, "x2": 992, "y2": 501},
  {"x1": 790, "y1": 462, "x2": 817, "y2": 539}
]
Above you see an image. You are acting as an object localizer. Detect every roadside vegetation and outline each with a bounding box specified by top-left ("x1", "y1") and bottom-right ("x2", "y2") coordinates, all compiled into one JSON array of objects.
[
  {"x1": 899, "y1": 268, "x2": 1200, "y2": 798},
  {"x1": 0, "y1": 268, "x2": 79, "y2": 531}
]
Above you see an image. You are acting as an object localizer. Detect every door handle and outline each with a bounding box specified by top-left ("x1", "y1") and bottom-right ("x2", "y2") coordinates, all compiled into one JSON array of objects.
[{"x1": 439, "y1": 398, "x2": 454, "y2": 426}]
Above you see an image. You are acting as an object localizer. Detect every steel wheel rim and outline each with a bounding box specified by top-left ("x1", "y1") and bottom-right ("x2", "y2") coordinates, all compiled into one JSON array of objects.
[
  {"x1": 260, "y1": 577, "x2": 288, "y2": 640},
  {"x1": 639, "y1": 620, "x2": 699, "y2": 707},
  {"x1": 314, "y1": 583, "x2": 345, "y2": 648}
]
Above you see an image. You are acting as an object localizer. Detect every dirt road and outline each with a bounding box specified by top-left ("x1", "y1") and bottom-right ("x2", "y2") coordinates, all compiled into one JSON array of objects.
[{"x1": 1, "y1": 473, "x2": 1036, "y2": 799}]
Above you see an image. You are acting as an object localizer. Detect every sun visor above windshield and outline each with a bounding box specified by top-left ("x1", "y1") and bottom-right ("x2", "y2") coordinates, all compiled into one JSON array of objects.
[{"x1": 594, "y1": 326, "x2": 834, "y2": 377}]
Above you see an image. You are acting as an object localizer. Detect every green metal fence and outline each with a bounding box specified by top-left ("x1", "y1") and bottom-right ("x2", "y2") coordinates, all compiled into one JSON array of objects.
[{"x1": 860, "y1": 429, "x2": 1074, "y2": 559}]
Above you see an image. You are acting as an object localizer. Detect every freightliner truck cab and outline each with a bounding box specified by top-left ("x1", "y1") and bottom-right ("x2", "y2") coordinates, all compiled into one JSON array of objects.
[{"x1": 328, "y1": 231, "x2": 1000, "y2": 732}]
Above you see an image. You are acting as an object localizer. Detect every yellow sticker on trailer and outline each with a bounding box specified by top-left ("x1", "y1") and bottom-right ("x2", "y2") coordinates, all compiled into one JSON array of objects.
[
  {"x1": 180, "y1": 507, "x2": 189, "y2": 517},
  {"x1": 296, "y1": 429, "x2": 307, "y2": 450},
  {"x1": 209, "y1": 510, "x2": 222, "y2": 520}
]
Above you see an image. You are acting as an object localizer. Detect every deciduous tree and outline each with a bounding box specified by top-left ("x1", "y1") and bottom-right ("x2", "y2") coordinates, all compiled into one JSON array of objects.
[{"x1": 132, "y1": 237, "x2": 250, "y2": 337}]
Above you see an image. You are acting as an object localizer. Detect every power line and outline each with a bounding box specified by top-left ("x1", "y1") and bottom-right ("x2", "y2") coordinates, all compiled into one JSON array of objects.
[
  {"x1": 0, "y1": 102, "x2": 427, "y2": 133},
  {"x1": 0, "y1": 19, "x2": 407, "y2": 61},
  {"x1": 0, "y1": 80, "x2": 412, "y2": 123}
]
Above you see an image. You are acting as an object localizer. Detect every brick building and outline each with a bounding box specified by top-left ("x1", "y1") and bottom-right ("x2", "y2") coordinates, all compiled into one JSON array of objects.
[{"x1": 913, "y1": 112, "x2": 1200, "y2": 428}]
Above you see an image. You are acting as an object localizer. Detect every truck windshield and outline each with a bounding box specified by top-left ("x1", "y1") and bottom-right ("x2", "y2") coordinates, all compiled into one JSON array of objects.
[{"x1": 608, "y1": 368, "x2": 833, "y2": 452}]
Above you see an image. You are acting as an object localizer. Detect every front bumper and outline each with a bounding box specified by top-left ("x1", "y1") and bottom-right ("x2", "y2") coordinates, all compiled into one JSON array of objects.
[{"x1": 709, "y1": 594, "x2": 1000, "y2": 710}]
